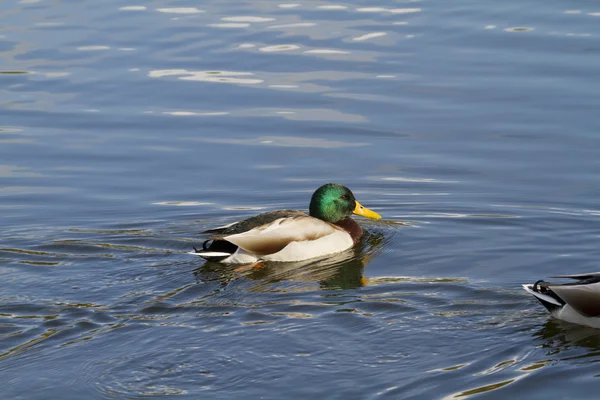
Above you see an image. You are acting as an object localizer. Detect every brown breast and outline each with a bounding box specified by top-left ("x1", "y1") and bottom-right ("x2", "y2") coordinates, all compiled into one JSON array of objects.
[{"x1": 333, "y1": 218, "x2": 363, "y2": 244}]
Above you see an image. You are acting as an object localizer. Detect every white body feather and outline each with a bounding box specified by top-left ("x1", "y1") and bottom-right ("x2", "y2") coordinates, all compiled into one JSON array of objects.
[
  {"x1": 261, "y1": 229, "x2": 353, "y2": 262},
  {"x1": 551, "y1": 305, "x2": 600, "y2": 329},
  {"x1": 192, "y1": 215, "x2": 354, "y2": 264}
]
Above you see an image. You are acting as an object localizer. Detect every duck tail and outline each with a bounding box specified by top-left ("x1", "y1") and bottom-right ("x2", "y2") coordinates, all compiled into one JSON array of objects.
[
  {"x1": 189, "y1": 239, "x2": 236, "y2": 261},
  {"x1": 522, "y1": 281, "x2": 565, "y2": 312}
]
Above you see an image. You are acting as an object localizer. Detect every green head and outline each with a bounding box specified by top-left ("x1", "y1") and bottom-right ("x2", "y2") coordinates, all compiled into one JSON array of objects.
[{"x1": 309, "y1": 183, "x2": 381, "y2": 223}]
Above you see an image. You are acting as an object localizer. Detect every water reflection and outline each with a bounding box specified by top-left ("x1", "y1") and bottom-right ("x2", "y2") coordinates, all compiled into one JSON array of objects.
[
  {"x1": 222, "y1": 16, "x2": 274, "y2": 23},
  {"x1": 259, "y1": 44, "x2": 301, "y2": 52},
  {"x1": 149, "y1": 67, "x2": 383, "y2": 95},
  {"x1": 149, "y1": 69, "x2": 263, "y2": 85},
  {"x1": 353, "y1": 32, "x2": 388, "y2": 41},
  {"x1": 76, "y1": 46, "x2": 110, "y2": 51},
  {"x1": 209, "y1": 23, "x2": 250, "y2": 28},
  {"x1": 190, "y1": 134, "x2": 368, "y2": 147},
  {"x1": 317, "y1": 5, "x2": 349, "y2": 10},
  {"x1": 195, "y1": 230, "x2": 386, "y2": 291},
  {"x1": 355, "y1": 7, "x2": 421, "y2": 14},
  {"x1": 303, "y1": 49, "x2": 349, "y2": 55},
  {"x1": 268, "y1": 22, "x2": 317, "y2": 29},
  {"x1": 0, "y1": 165, "x2": 40, "y2": 178},
  {"x1": 430, "y1": 316, "x2": 600, "y2": 399},
  {"x1": 156, "y1": 8, "x2": 204, "y2": 14},
  {"x1": 534, "y1": 319, "x2": 600, "y2": 356},
  {"x1": 118, "y1": 6, "x2": 147, "y2": 11},
  {"x1": 504, "y1": 27, "x2": 534, "y2": 32}
]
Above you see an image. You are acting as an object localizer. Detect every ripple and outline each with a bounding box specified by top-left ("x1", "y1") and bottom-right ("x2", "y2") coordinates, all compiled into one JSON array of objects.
[
  {"x1": 34, "y1": 22, "x2": 65, "y2": 27},
  {"x1": 119, "y1": 6, "x2": 147, "y2": 11},
  {"x1": 353, "y1": 32, "x2": 388, "y2": 41},
  {"x1": 356, "y1": 7, "x2": 388, "y2": 13},
  {"x1": 156, "y1": 8, "x2": 204, "y2": 14},
  {"x1": 222, "y1": 16, "x2": 275, "y2": 22},
  {"x1": 153, "y1": 202, "x2": 214, "y2": 207},
  {"x1": 390, "y1": 8, "x2": 421, "y2": 14},
  {"x1": 356, "y1": 7, "x2": 421, "y2": 13},
  {"x1": 278, "y1": 3, "x2": 301, "y2": 8},
  {"x1": 18, "y1": 260, "x2": 61, "y2": 266},
  {"x1": 0, "y1": 327, "x2": 62, "y2": 361},
  {"x1": 268, "y1": 84, "x2": 299, "y2": 88},
  {"x1": 241, "y1": 108, "x2": 366, "y2": 122},
  {"x1": 443, "y1": 379, "x2": 520, "y2": 399},
  {"x1": 162, "y1": 111, "x2": 230, "y2": 117},
  {"x1": 0, "y1": 247, "x2": 66, "y2": 257},
  {"x1": 35, "y1": 72, "x2": 70, "y2": 78},
  {"x1": 209, "y1": 23, "x2": 250, "y2": 28},
  {"x1": 268, "y1": 22, "x2": 317, "y2": 29},
  {"x1": 303, "y1": 49, "x2": 349, "y2": 54},
  {"x1": 377, "y1": 176, "x2": 449, "y2": 183},
  {"x1": 259, "y1": 44, "x2": 301, "y2": 52},
  {"x1": 317, "y1": 5, "x2": 348, "y2": 10},
  {"x1": 149, "y1": 70, "x2": 263, "y2": 85},
  {"x1": 76, "y1": 46, "x2": 110, "y2": 51},
  {"x1": 0, "y1": 186, "x2": 73, "y2": 195},
  {"x1": 0, "y1": 127, "x2": 24, "y2": 133},
  {"x1": 193, "y1": 135, "x2": 369, "y2": 148},
  {"x1": 0, "y1": 166, "x2": 41, "y2": 178},
  {"x1": 429, "y1": 363, "x2": 471, "y2": 372},
  {"x1": 504, "y1": 27, "x2": 534, "y2": 32}
]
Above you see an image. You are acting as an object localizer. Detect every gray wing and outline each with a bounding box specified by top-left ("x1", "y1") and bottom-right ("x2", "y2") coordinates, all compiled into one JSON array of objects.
[
  {"x1": 203, "y1": 210, "x2": 307, "y2": 238},
  {"x1": 550, "y1": 272, "x2": 600, "y2": 279},
  {"x1": 224, "y1": 215, "x2": 339, "y2": 256},
  {"x1": 550, "y1": 282, "x2": 600, "y2": 317}
]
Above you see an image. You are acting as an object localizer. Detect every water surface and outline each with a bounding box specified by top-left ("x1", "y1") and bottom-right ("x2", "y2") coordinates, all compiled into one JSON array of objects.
[{"x1": 2, "y1": 0, "x2": 600, "y2": 398}]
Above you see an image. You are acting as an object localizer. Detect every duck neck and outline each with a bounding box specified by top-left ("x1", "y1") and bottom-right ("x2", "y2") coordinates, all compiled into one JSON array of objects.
[{"x1": 334, "y1": 218, "x2": 363, "y2": 244}]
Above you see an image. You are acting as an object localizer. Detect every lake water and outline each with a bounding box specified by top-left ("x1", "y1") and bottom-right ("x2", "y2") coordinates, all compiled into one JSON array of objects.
[{"x1": 2, "y1": 0, "x2": 600, "y2": 398}]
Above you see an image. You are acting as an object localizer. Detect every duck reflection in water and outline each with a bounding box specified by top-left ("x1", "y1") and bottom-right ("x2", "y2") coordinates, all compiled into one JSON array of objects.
[
  {"x1": 195, "y1": 230, "x2": 386, "y2": 291},
  {"x1": 533, "y1": 318, "x2": 600, "y2": 356}
]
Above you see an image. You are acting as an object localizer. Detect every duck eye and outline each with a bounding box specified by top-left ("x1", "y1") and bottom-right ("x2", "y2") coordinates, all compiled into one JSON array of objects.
[{"x1": 340, "y1": 194, "x2": 349, "y2": 200}]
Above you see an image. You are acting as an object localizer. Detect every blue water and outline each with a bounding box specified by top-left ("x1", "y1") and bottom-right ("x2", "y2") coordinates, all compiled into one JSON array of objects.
[{"x1": 2, "y1": 0, "x2": 600, "y2": 398}]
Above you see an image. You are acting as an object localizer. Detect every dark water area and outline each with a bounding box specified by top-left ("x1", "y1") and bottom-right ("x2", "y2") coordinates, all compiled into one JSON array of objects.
[{"x1": 2, "y1": 0, "x2": 600, "y2": 398}]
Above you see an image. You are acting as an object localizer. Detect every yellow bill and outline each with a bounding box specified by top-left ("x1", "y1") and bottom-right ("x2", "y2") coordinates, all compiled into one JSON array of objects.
[{"x1": 353, "y1": 201, "x2": 382, "y2": 220}]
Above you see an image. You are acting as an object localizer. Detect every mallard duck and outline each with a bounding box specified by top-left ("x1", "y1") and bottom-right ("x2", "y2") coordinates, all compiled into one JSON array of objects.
[
  {"x1": 523, "y1": 272, "x2": 600, "y2": 328},
  {"x1": 190, "y1": 183, "x2": 381, "y2": 263}
]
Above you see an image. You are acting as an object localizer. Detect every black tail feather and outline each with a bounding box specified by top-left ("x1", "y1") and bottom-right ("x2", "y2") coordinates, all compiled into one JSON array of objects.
[
  {"x1": 531, "y1": 280, "x2": 565, "y2": 312},
  {"x1": 192, "y1": 239, "x2": 238, "y2": 258}
]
